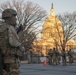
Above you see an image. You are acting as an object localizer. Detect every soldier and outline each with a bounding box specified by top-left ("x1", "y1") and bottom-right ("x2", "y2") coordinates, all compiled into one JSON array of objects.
[
  {"x1": 26, "y1": 50, "x2": 31, "y2": 64},
  {"x1": 47, "y1": 48, "x2": 53, "y2": 65},
  {"x1": 61, "y1": 49, "x2": 66, "y2": 65},
  {"x1": 67, "y1": 49, "x2": 74, "y2": 64},
  {"x1": 0, "y1": 9, "x2": 25, "y2": 75},
  {"x1": 55, "y1": 48, "x2": 60, "y2": 65},
  {"x1": 52, "y1": 48, "x2": 59, "y2": 65}
]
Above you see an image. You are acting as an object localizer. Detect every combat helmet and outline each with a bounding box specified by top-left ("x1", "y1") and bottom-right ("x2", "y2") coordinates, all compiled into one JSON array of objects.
[{"x1": 2, "y1": 8, "x2": 17, "y2": 19}]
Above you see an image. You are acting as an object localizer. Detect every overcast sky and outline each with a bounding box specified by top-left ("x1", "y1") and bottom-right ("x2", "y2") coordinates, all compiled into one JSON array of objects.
[{"x1": 0, "y1": 0, "x2": 76, "y2": 15}]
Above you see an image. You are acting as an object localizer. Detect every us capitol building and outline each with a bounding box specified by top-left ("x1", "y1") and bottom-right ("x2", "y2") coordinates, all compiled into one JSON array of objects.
[{"x1": 33, "y1": 4, "x2": 76, "y2": 55}]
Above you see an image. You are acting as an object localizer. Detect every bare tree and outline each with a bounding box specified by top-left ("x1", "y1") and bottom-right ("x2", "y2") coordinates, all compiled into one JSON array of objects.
[
  {"x1": 53, "y1": 12, "x2": 76, "y2": 50},
  {"x1": 49, "y1": 12, "x2": 76, "y2": 50},
  {"x1": 0, "y1": 0, "x2": 47, "y2": 30},
  {"x1": 0, "y1": 0, "x2": 47, "y2": 51}
]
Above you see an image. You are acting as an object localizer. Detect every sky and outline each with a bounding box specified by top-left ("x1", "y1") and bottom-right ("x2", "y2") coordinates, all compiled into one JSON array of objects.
[{"x1": 0, "y1": 0, "x2": 76, "y2": 15}]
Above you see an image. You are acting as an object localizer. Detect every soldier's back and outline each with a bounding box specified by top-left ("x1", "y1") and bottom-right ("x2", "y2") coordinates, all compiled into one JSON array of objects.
[{"x1": 0, "y1": 22, "x2": 9, "y2": 54}]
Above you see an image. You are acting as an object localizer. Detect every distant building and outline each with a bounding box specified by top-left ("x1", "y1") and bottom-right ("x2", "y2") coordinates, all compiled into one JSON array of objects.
[{"x1": 33, "y1": 3, "x2": 76, "y2": 55}]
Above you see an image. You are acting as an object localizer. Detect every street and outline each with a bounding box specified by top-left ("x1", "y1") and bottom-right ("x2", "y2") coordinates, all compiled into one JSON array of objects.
[{"x1": 20, "y1": 63, "x2": 76, "y2": 75}]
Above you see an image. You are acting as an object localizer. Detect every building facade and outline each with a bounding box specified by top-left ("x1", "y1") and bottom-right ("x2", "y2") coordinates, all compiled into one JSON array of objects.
[{"x1": 33, "y1": 4, "x2": 76, "y2": 56}]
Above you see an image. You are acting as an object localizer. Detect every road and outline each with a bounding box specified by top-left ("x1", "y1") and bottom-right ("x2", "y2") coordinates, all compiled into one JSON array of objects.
[{"x1": 20, "y1": 63, "x2": 76, "y2": 75}]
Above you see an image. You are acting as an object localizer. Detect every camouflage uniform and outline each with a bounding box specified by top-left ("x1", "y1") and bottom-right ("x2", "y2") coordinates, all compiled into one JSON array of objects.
[
  {"x1": 55, "y1": 49, "x2": 60, "y2": 65},
  {"x1": 0, "y1": 9, "x2": 25, "y2": 75},
  {"x1": 47, "y1": 49, "x2": 53, "y2": 65},
  {"x1": 26, "y1": 50, "x2": 31, "y2": 64},
  {"x1": 68, "y1": 49, "x2": 74, "y2": 64},
  {"x1": 52, "y1": 48, "x2": 59, "y2": 65},
  {"x1": 61, "y1": 49, "x2": 66, "y2": 65}
]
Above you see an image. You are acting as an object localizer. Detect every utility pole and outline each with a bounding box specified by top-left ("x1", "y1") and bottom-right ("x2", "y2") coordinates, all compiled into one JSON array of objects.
[{"x1": 0, "y1": 50, "x2": 3, "y2": 75}]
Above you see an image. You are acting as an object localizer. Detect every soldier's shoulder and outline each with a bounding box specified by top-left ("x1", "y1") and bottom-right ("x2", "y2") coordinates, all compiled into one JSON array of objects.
[{"x1": 0, "y1": 21, "x2": 8, "y2": 32}]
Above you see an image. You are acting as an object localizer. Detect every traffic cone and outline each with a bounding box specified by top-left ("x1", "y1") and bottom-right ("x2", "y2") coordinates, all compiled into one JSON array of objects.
[{"x1": 43, "y1": 59, "x2": 47, "y2": 66}]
